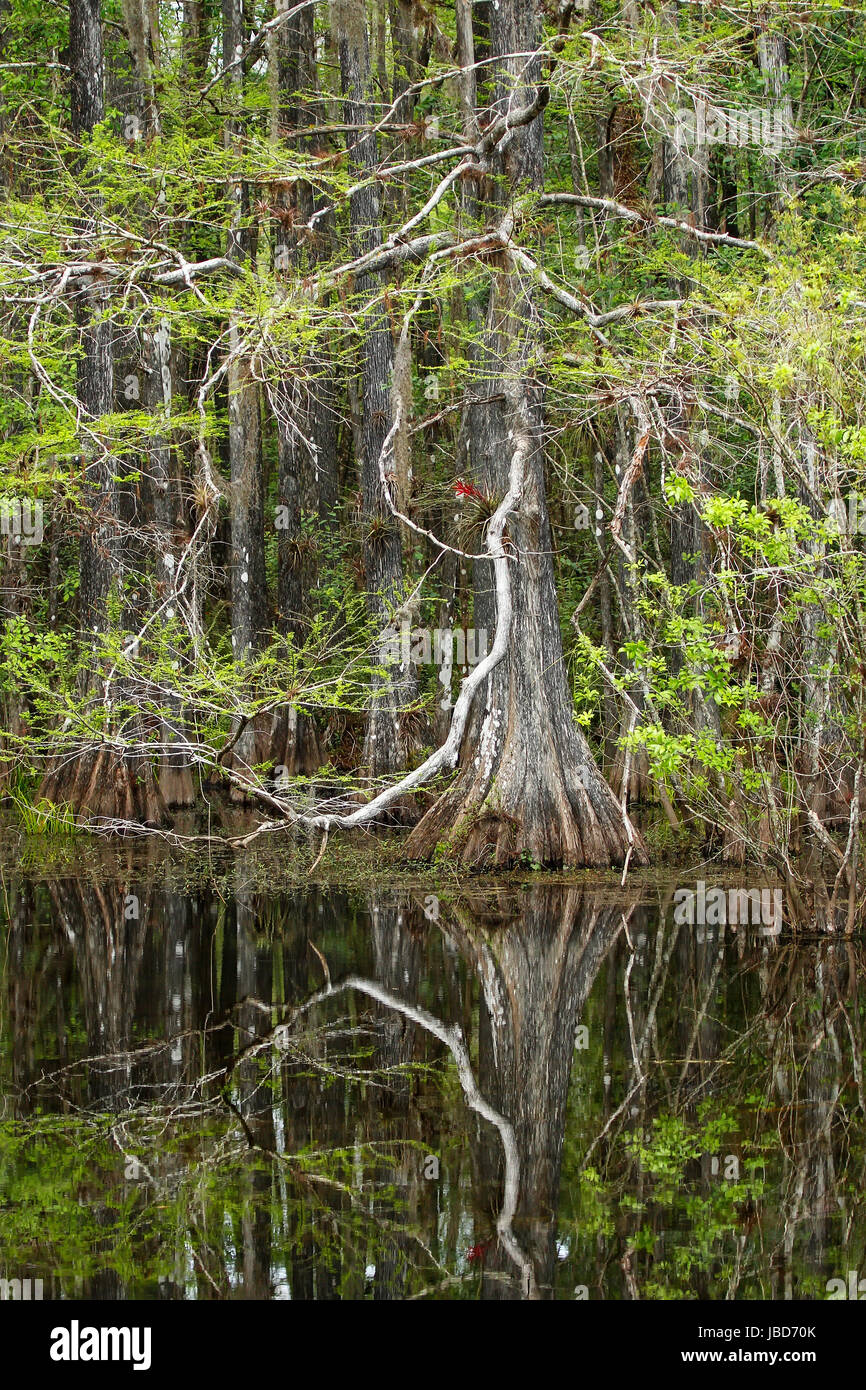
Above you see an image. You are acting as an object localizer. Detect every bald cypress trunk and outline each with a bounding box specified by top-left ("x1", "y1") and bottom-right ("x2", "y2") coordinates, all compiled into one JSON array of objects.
[
  {"x1": 145, "y1": 314, "x2": 196, "y2": 807},
  {"x1": 654, "y1": 1, "x2": 747, "y2": 858},
  {"x1": 660, "y1": 0, "x2": 710, "y2": 622},
  {"x1": 757, "y1": 13, "x2": 793, "y2": 216},
  {"x1": 117, "y1": 0, "x2": 195, "y2": 806},
  {"x1": 182, "y1": 0, "x2": 208, "y2": 83},
  {"x1": 407, "y1": 0, "x2": 641, "y2": 867},
  {"x1": 269, "y1": 0, "x2": 331, "y2": 777},
  {"x1": 0, "y1": 482, "x2": 26, "y2": 791},
  {"x1": 0, "y1": 19, "x2": 30, "y2": 787},
  {"x1": 335, "y1": 0, "x2": 422, "y2": 788},
  {"x1": 71, "y1": 0, "x2": 114, "y2": 638},
  {"x1": 40, "y1": 0, "x2": 166, "y2": 822},
  {"x1": 222, "y1": 0, "x2": 267, "y2": 792}
]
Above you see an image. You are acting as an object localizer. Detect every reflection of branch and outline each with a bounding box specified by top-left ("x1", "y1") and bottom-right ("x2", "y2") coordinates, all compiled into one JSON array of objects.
[
  {"x1": 109, "y1": 1121, "x2": 156, "y2": 1185},
  {"x1": 187, "y1": 1216, "x2": 227, "y2": 1299},
  {"x1": 622, "y1": 913, "x2": 643, "y2": 1086},
  {"x1": 307, "y1": 974, "x2": 538, "y2": 1298},
  {"x1": 674, "y1": 942, "x2": 726, "y2": 1107},
  {"x1": 582, "y1": 908, "x2": 679, "y2": 1172}
]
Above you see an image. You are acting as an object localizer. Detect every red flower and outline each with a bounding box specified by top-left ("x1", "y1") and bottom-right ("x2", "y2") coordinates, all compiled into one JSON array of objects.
[
  {"x1": 454, "y1": 478, "x2": 485, "y2": 502},
  {"x1": 467, "y1": 1239, "x2": 492, "y2": 1263}
]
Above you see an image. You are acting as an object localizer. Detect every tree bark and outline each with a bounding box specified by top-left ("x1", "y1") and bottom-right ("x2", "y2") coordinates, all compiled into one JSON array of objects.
[
  {"x1": 334, "y1": 0, "x2": 422, "y2": 789},
  {"x1": 223, "y1": 0, "x2": 268, "y2": 792},
  {"x1": 39, "y1": 0, "x2": 167, "y2": 823},
  {"x1": 269, "y1": 0, "x2": 332, "y2": 777},
  {"x1": 406, "y1": 0, "x2": 643, "y2": 867}
]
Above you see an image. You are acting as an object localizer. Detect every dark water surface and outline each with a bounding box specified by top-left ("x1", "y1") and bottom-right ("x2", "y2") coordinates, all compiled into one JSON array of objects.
[{"x1": 1, "y1": 844, "x2": 864, "y2": 1300}]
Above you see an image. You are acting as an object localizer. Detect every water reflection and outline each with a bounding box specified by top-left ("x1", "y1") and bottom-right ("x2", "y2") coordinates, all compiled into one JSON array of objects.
[{"x1": 1, "y1": 866, "x2": 864, "y2": 1300}]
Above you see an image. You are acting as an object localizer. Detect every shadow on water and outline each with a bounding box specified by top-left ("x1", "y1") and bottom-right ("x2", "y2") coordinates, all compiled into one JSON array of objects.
[{"x1": 1, "y1": 861, "x2": 865, "y2": 1300}]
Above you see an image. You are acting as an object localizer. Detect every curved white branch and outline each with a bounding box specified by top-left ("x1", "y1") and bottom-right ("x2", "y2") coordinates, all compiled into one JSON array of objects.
[
  {"x1": 308, "y1": 392, "x2": 529, "y2": 831},
  {"x1": 300, "y1": 973, "x2": 537, "y2": 1296}
]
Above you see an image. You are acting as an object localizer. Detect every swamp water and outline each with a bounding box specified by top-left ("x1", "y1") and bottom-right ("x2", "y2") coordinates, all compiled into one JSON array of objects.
[{"x1": 0, "y1": 843, "x2": 863, "y2": 1301}]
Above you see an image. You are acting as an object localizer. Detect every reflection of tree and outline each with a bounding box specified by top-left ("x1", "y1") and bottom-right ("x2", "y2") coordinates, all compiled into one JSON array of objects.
[
  {"x1": 39, "y1": 879, "x2": 224, "y2": 1105},
  {"x1": 4, "y1": 866, "x2": 865, "y2": 1302},
  {"x1": 762, "y1": 942, "x2": 859, "y2": 1299},
  {"x1": 271, "y1": 886, "x2": 632, "y2": 1298},
  {"x1": 5, "y1": 880, "x2": 41, "y2": 1107},
  {"x1": 441, "y1": 886, "x2": 626, "y2": 1298},
  {"x1": 234, "y1": 883, "x2": 275, "y2": 1299},
  {"x1": 579, "y1": 900, "x2": 866, "y2": 1302},
  {"x1": 298, "y1": 970, "x2": 539, "y2": 1294},
  {"x1": 673, "y1": 910, "x2": 723, "y2": 1113},
  {"x1": 367, "y1": 893, "x2": 426, "y2": 1300},
  {"x1": 581, "y1": 902, "x2": 766, "y2": 1299},
  {"x1": 273, "y1": 888, "x2": 366, "y2": 1300},
  {"x1": 49, "y1": 874, "x2": 150, "y2": 1105}
]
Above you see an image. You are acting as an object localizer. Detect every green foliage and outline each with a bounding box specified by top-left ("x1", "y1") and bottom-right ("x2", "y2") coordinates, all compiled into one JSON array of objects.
[
  {"x1": 8, "y1": 792, "x2": 77, "y2": 835},
  {"x1": 0, "y1": 0, "x2": 864, "y2": 861}
]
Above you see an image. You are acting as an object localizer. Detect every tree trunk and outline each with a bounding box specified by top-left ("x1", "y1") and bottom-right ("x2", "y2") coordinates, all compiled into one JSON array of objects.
[
  {"x1": 182, "y1": 0, "x2": 208, "y2": 83},
  {"x1": 223, "y1": 0, "x2": 268, "y2": 792},
  {"x1": 118, "y1": 0, "x2": 195, "y2": 807},
  {"x1": 335, "y1": 0, "x2": 422, "y2": 789},
  {"x1": 145, "y1": 315, "x2": 196, "y2": 806},
  {"x1": 40, "y1": 0, "x2": 166, "y2": 823},
  {"x1": 269, "y1": 0, "x2": 330, "y2": 777},
  {"x1": 656, "y1": 2, "x2": 744, "y2": 855},
  {"x1": 407, "y1": 0, "x2": 642, "y2": 868},
  {"x1": 757, "y1": 13, "x2": 793, "y2": 217}
]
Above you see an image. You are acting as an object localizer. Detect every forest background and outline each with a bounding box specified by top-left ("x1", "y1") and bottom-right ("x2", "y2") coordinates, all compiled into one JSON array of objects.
[{"x1": 0, "y1": 0, "x2": 865, "y2": 921}]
